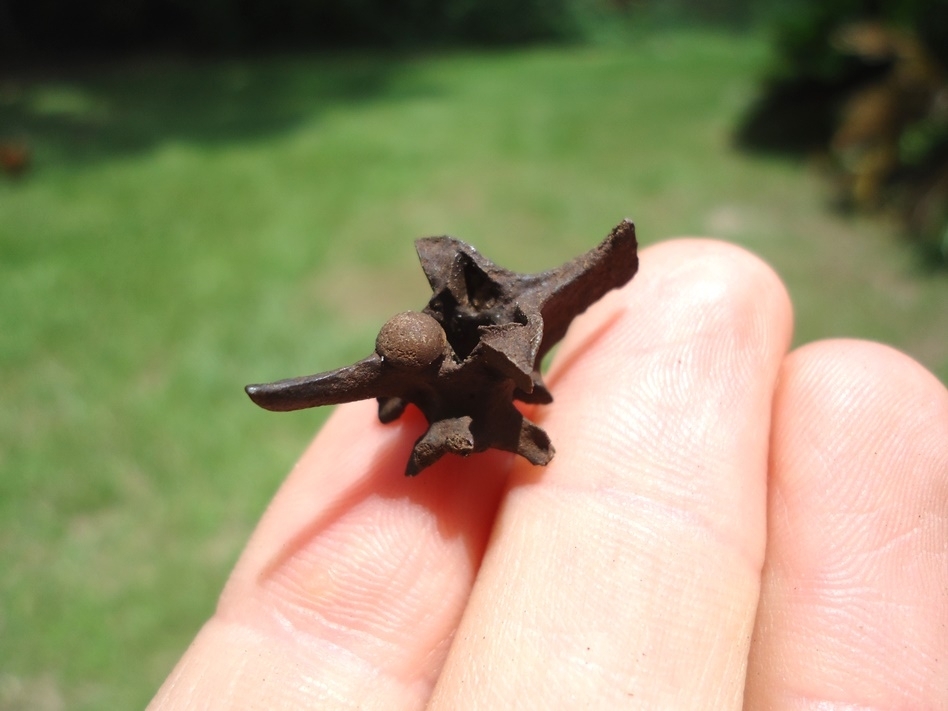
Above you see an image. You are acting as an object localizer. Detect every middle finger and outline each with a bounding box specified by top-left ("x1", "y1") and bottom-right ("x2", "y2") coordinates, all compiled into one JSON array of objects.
[{"x1": 429, "y1": 239, "x2": 794, "y2": 708}]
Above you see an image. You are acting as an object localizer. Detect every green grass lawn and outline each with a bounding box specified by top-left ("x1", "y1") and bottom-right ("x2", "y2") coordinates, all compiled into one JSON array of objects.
[{"x1": 2, "y1": 28, "x2": 946, "y2": 710}]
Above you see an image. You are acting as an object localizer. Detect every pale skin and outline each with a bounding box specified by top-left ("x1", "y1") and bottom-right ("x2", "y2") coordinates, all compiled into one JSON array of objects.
[{"x1": 150, "y1": 239, "x2": 948, "y2": 710}]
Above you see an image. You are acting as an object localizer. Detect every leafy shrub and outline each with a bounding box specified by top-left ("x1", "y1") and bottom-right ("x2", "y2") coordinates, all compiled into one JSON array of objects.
[{"x1": 737, "y1": 0, "x2": 948, "y2": 264}]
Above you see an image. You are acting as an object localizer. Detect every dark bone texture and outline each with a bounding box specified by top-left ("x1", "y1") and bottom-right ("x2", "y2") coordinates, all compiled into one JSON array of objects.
[{"x1": 246, "y1": 220, "x2": 638, "y2": 475}]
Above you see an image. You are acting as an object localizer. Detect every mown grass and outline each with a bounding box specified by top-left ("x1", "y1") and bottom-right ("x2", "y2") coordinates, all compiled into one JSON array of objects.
[{"x1": 1, "y1": 28, "x2": 946, "y2": 710}]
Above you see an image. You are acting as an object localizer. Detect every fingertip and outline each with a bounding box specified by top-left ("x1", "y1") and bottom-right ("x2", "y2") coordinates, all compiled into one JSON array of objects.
[
  {"x1": 774, "y1": 338, "x2": 948, "y2": 494},
  {"x1": 781, "y1": 338, "x2": 947, "y2": 408},
  {"x1": 536, "y1": 236, "x2": 796, "y2": 539},
  {"x1": 549, "y1": 237, "x2": 794, "y2": 390}
]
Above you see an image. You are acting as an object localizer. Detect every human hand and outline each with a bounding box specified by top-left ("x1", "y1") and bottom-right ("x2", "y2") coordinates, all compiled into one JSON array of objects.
[{"x1": 149, "y1": 240, "x2": 948, "y2": 710}]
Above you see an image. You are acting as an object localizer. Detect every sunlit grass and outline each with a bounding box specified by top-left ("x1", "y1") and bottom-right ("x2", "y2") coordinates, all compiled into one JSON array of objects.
[{"x1": 1, "y1": 29, "x2": 946, "y2": 709}]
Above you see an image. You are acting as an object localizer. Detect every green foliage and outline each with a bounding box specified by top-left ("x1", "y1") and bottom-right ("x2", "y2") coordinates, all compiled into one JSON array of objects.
[
  {"x1": 736, "y1": 0, "x2": 948, "y2": 264},
  {"x1": 768, "y1": 0, "x2": 869, "y2": 80},
  {"x1": 1, "y1": 0, "x2": 592, "y2": 55},
  {"x1": 766, "y1": 0, "x2": 948, "y2": 78},
  {"x1": 908, "y1": 0, "x2": 948, "y2": 66}
]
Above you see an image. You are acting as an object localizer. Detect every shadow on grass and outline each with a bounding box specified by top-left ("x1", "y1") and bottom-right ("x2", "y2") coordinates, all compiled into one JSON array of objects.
[{"x1": 1, "y1": 52, "x2": 434, "y2": 166}]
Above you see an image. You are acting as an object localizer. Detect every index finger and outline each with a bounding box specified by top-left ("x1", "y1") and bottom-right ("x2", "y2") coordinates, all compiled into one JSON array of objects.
[{"x1": 150, "y1": 373, "x2": 516, "y2": 709}]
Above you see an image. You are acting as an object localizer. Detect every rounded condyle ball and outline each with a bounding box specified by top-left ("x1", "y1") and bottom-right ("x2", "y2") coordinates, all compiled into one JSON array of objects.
[{"x1": 376, "y1": 311, "x2": 447, "y2": 369}]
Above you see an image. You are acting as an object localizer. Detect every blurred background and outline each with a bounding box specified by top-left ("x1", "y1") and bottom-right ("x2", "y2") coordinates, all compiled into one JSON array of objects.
[{"x1": 1, "y1": 0, "x2": 946, "y2": 707}]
